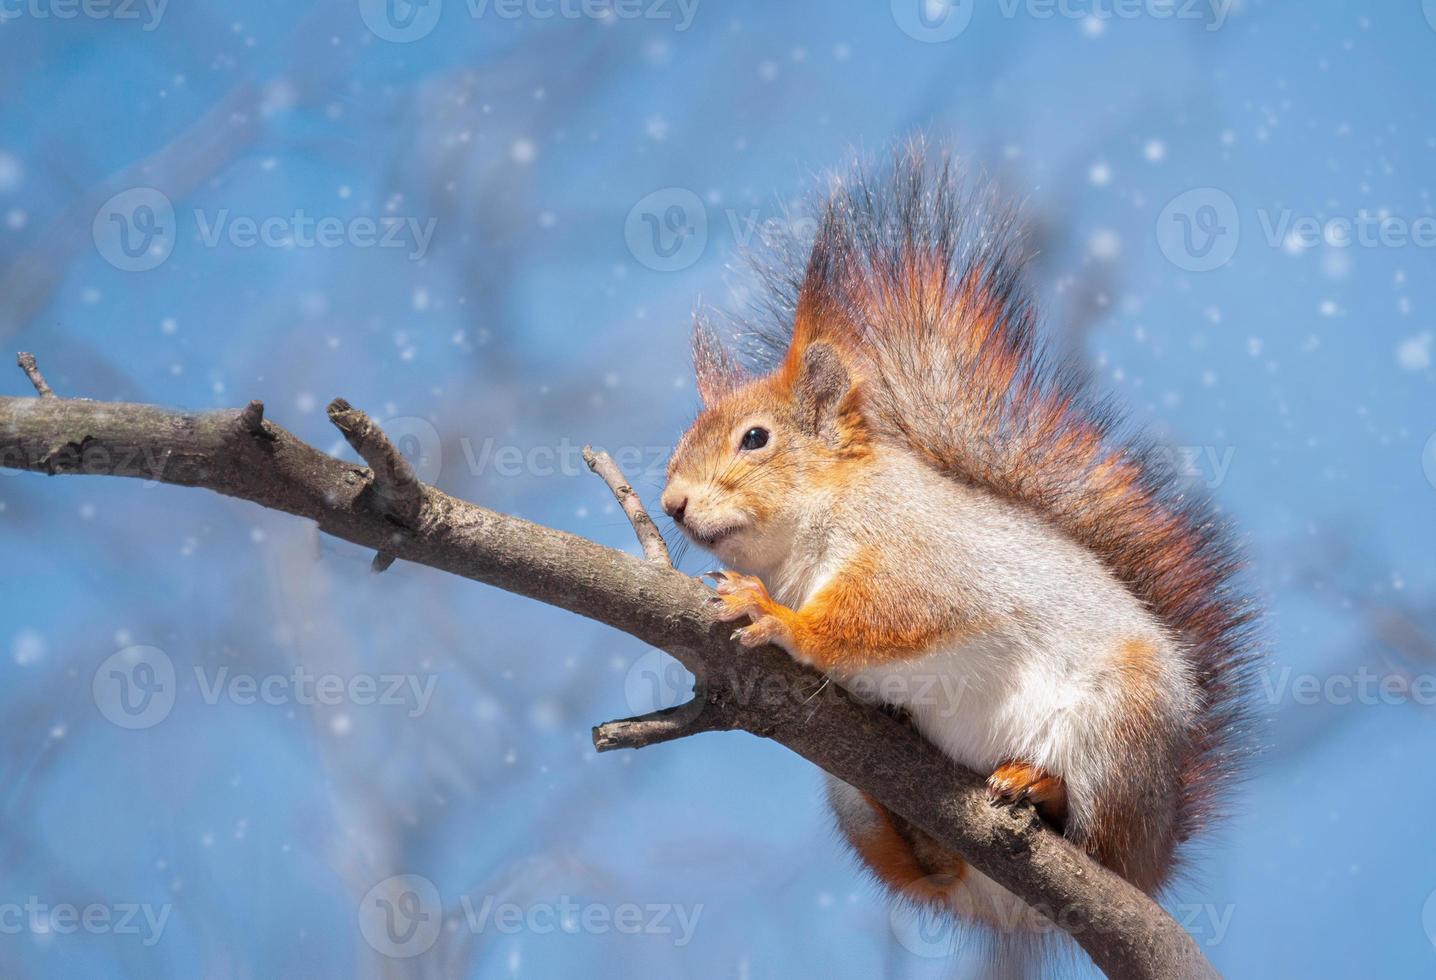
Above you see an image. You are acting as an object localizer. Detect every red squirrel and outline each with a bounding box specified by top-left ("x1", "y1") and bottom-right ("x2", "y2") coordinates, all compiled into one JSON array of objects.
[{"x1": 659, "y1": 146, "x2": 1255, "y2": 971}]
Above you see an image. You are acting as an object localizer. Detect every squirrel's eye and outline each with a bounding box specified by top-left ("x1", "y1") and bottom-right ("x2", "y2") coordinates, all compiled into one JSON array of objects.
[{"x1": 739, "y1": 427, "x2": 770, "y2": 451}]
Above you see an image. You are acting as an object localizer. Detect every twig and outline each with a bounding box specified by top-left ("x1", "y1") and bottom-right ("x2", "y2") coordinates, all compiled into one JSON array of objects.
[
  {"x1": 592, "y1": 699, "x2": 733, "y2": 751},
  {"x1": 582, "y1": 446, "x2": 671, "y2": 565},
  {"x1": 237, "y1": 399, "x2": 266, "y2": 435},
  {"x1": 0, "y1": 367, "x2": 1217, "y2": 980},
  {"x1": 326, "y1": 397, "x2": 424, "y2": 572},
  {"x1": 16, "y1": 352, "x2": 54, "y2": 398}
]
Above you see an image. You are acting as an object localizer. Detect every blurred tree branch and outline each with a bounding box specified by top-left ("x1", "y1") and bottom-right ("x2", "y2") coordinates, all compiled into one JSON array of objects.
[{"x1": 0, "y1": 355, "x2": 1214, "y2": 980}]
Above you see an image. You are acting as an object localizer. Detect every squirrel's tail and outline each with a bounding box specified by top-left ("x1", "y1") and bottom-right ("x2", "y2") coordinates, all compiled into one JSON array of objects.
[{"x1": 827, "y1": 776, "x2": 1063, "y2": 980}]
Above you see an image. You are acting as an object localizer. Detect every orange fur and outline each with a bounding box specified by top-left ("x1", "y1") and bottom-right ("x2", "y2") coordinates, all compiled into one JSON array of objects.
[
  {"x1": 851, "y1": 792, "x2": 967, "y2": 905},
  {"x1": 987, "y1": 762, "x2": 1069, "y2": 829},
  {"x1": 712, "y1": 549, "x2": 987, "y2": 672}
]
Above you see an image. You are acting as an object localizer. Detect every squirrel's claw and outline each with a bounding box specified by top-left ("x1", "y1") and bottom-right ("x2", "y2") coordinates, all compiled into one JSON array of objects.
[
  {"x1": 986, "y1": 762, "x2": 1069, "y2": 830},
  {"x1": 706, "y1": 573, "x2": 798, "y2": 653},
  {"x1": 732, "y1": 615, "x2": 790, "y2": 649},
  {"x1": 709, "y1": 571, "x2": 772, "y2": 620}
]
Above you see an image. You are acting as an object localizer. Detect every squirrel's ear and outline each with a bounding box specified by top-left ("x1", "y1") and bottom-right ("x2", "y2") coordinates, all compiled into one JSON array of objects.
[
  {"x1": 692, "y1": 320, "x2": 745, "y2": 407},
  {"x1": 793, "y1": 342, "x2": 855, "y2": 438}
]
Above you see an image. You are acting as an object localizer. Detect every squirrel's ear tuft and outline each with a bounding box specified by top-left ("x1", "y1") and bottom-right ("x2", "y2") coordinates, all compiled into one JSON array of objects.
[
  {"x1": 793, "y1": 342, "x2": 854, "y2": 438},
  {"x1": 692, "y1": 319, "x2": 745, "y2": 407}
]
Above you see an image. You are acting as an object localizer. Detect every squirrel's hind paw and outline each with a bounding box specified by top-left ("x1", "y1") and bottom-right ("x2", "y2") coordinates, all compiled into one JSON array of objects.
[{"x1": 987, "y1": 762, "x2": 1069, "y2": 830}]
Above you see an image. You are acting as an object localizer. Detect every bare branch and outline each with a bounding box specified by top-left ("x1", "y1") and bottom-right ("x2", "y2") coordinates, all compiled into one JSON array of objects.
[
  {"x1": 16, "y1": 352, "x2": 54, "y2": 397},
  {"x1": 583, "y1": 445, "x2": 671, "y2": 565},
  {"x1": 0, "y1": 379, "x2": 1216, "y2": 980},
  {"x1": 592, "y1": 698, "x2": 734, "y2": 751},
  {"x1": 237, "y1": 399, "x2": 267, "y2": 436}
]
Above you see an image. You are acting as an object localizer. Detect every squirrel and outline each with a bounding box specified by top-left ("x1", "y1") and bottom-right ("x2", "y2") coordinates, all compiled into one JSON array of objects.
[{"x1": 659, "y1": 145, "x2": 1256, "y2": 972}]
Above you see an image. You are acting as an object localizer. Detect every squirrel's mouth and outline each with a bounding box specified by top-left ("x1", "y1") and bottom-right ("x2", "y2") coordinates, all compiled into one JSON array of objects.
[{"x1": 687, "y1": 525, "x2": 738, "y2": 549}]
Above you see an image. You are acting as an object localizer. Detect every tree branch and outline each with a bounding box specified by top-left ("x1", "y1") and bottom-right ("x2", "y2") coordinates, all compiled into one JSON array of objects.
[
  {"x1": 0, "y1": 368, "x2": 1216, "y2": 980},
  {"x1": 582, "y1": 445, "x2": 671, "y2": 565},
  {"x1": 16, "y1": 352, "x2": 54, "y2": 397}
]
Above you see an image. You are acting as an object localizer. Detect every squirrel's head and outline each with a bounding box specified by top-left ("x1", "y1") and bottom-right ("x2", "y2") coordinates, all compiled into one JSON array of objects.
[{"x1": 661, "y1": 340, "x2": 870, "y2": 569}]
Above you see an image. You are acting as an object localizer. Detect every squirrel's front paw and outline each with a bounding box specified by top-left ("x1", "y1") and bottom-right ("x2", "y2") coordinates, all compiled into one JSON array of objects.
[{"x1": 705, "y1": 571, "x2": 796, "y2": 652}]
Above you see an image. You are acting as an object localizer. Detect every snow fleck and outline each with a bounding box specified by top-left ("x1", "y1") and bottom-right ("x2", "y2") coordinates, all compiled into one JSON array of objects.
[
  {"x1": 1089, "y1": 161, "x2": 1112, "y2": 187},
  {"x1": 1089, "y1": 229, "x2": 1121, "y2": 261},
  {"x1": 511, "y1": 139, "x2": 537, "y2": 164},
  {"x1": 11, "y1": 629, "x2": 46, "y2": 666},
  {"x1": 1143, "y1": 139, "x2": 1167, "y2": 163},
  {"x1": 1397, "y1": 333, "x2": 1432, "y2": 371},
  {"x1": 0, "y1": 151, "x2": 21, "y2": 192}
]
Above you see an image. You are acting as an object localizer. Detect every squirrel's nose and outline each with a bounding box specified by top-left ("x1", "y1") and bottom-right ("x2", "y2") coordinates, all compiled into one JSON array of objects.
[{"x1": 664, "y1": 495, "x2": 688, "y2": 526}]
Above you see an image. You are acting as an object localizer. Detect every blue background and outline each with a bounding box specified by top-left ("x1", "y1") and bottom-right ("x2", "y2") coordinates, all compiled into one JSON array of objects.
[{"x1": 2, "y1": 0, "x2": 1435, "y2": 976}]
